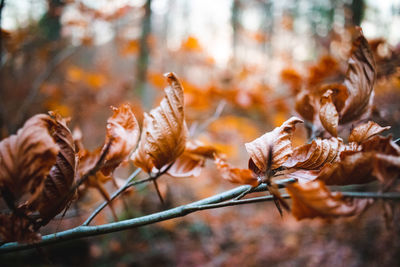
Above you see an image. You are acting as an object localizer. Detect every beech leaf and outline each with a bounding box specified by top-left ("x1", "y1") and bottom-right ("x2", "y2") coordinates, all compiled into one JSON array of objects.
[
  {"x1": 348, "y1": 121, "x2": 390, "y2": 144},
  {"x1": 340, "y1": 28, "x2": 376, "y2": 123},
  {"x1": 0, "y1": 114, "x2": 59, "y2": 202},
  {"x1": 283, "y1": 137, "x2": 347, "y2": 169},
  {"x1": 286, "y1": 180, "x2": 372, "y2": 220},
  {"x1": 101, "y1": 104, "x2": 140, "y2": 175},
  {"x1": 131, "y1": 72, "x2": 189, "y2": 173},
  {"x1": 245, "y1": 117, "x2": 303, "y2": 173},
  {"x1": 214, "y1": 156, "x2": 258, "y2": 187},
  {"x1": 319, "y1": 90, "x2": 339, "y2": 136},
  {"x1": 29, "y1": 112, "x2": 76, "y2": 223},
  {"x1": 168, "y1": 141, "x2": 217, "y2": 178}
]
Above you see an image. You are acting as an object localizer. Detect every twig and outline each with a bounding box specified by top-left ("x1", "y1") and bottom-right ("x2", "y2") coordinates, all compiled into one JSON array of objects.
[
  {"x1": 152, "y1": 179, "x2": 165, "y2": 206},
  {"x1": 2, "y1": 188, "x2": 399, "y2": 253},
  {"x1": 82, "y1": 168, "x2": 142, "y2": 226},
  {"x1": 190, "y1": 100, "x2": 226, "y2": 137}
]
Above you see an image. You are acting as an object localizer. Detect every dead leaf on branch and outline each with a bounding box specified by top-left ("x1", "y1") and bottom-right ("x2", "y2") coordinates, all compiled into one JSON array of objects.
[
  {"x1": 340, "y1": 28, "x2": 376, "y2": 123},
  {"x1": 319, "y1": 90, "x2": 339, "y2": 136},
  {"x1": 349, "y1": 121, "x2": 390, "y2": 144},
  {"x1": 283, "y1": 137, "x2": 352, "y2": 170},
  {"x1": 29, "y1": 112, "x2": 76, "y2": 224},
  {"x1": 131, "y1": 72, "x2": 189, "y2": 173},
  {"x1": 245, "y1": 117, "x2": 303, "y2": 173},
  {"x1": 101, "y1": 104, "x2": 140, "y2": 175},
  {"x1": 0, "y1": 214, "x2": 40, "y2": 243},
  {"x1": 214, "y1": 155, "x2": 258, "y2": 187},
  {"x1": 317, "y1": 136, "x2": 400, "y2": 186},
  {"x1": 0, "y1": 114, "x2": 59, "y2": 204},
  {"x1": 286, "y1": 180, "x2": 372, "y2": 220},
  {"x1": 168, "y1": 140, "x2": 217, "y2": 178}
]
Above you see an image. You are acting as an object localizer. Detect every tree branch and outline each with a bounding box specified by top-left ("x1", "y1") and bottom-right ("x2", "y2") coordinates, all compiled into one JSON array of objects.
[{"x1": 1, "y1": 178, "x2": 399, "y2": 254}]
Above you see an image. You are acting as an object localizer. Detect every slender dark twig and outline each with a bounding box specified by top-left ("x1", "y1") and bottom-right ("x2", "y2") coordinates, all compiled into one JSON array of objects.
[{"x1": 82, "y1": 168, "x2": 141, "y2": 226}]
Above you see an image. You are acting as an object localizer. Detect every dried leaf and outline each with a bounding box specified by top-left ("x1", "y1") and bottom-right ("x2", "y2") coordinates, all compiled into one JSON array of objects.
[
  {"x1": 283, "y1": 137, "x2": 346, "y2": 169},
  {"x1": 102, "y1": 104, "x2": 140, "y2": 175},
  {"x1": 168, "y1": 141, "x2": 217, "y2": 178},
  {"x1": 0, "y1": 214, "x2": 40, "y2": 243},
  {"x1": 214, "y1": 156, "x2": 258, "y2": 187},
  {"x1": 340, "y1": 28, "x2": 376, "y2": 123},
  {"x1": 295, "y1": 90, "x2": 315, "y2": 122},
  {"x1": 30, "y1": 112, "x2": 76, "y2": 223},
  {"x1": 131, "y1": 72, "x2": 189, "y2": 172},
  {"x1": 245, "y1": 117, "x2": 303, "y2": 173},
  {"x1": 349, "y1": 121, "x2": 390, "y2": 143},
  {"x1": 317, "y1": 136, "x2": 400, "y2": 185},
  {"x1": 319, "y1": 90, "x2": 339, "y2": 136},
  {"x1": 286, "y1": 180, "x2": 372, "y2": 220},
  {"x1": 0, "y1": 114, "x2": 59, "y2": 202}
]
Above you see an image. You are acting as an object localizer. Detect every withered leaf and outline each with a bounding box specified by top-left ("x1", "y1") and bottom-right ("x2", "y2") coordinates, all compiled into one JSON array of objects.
[
  {"x1": 131, "y1": 72, "x2": 189, "y2": 173},
  {"x1": 319, "y1": 90, "x2": 339, "y2": 136},
  {"x1": 340, "y1": 28, "x2": 376, "y2": 123},
  {"x1": 168, "y1": 141, "x2": 217, "y2": 178},
  {"x1": 0, "y1": 114, "x2": 59, "y2": 202},
  {"x1": 295, "y1": 90, "x2": 315, "y2": 122},
  {"x1": 29, "y1": 112, "x2": 76, "y2": 223},
  {"x1": 0, "y1": 214, "x2": 40, "y2": 243},
  {"x1": 102, "y1": 104, "x2": 140, "y2": 175},
  {"x1": 245, "y1": 117, "x2": 303, "y2": 173},
  {"x1": 214, "y1": 156, "x2": 258, "y2": 187},
  {"x1": 348, "y1": 121, "x2": 390, "y2": 144},
  {"x1": 317, "y1": 136, "x2": 400, "y2": 185},
  {"x1": 286, "y1": 180, "x2": 372, "y2": 220},
  {"x1": 284, "y1": 137, "x2": 346, "y2": 169}
]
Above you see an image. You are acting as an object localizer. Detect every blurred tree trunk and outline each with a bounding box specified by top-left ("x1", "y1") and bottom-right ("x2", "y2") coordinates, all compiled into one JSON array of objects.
[
  {"x1": 135, "y1": 0, "x2": 152, "y2": 108},
  {"x1": 231, "y1": 0, "x2": 240, "y2": 65},
  {"x1": 0, "y1": 0, "x2": 6, "y2": 135},
  {"x1": 351, "y1": 0, "x2": 364, "y2": 26}
]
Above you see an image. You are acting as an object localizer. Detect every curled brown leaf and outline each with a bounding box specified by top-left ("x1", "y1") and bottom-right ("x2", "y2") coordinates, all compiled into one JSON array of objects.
[
  {"x1": 286, "y1": 180, "x2": 372, "y2": 220},
  {"x1": 131, "y1": 72, "x2": 189, "y2": 173},
  {"x1": 284, "y1": 137, "x2": 347, "y2": 169},
  {"x1": 168, "y1": 141, "x2": 217, "y2": 178},
  {"x1": 29, "y1": 112, "x2": 76, "y2": 223},
  {"x1": 349, "y1": 121, "x2": 390, "y2": 144},
  {"x1": 319, "y1": 90, "x2": 339, "y2": 136},
  {"x1": 245, "y1": 117, "x2": 303, "y2": 173},
  {"x1": 102, "y1": 104, "x2": 140, "y2": 175},
  {"x1": 0, "y1": 114, "x2": 59, "y2": 203},
  {"x1": 214, "y1": 156, "x2": 258, "y2": 187},
  {"x1": 340, "y1": 28, "x2": 376, "y2": 123}
]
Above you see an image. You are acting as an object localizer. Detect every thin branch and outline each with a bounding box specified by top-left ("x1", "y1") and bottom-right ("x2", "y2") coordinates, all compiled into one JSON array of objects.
[
  {"x1": 2, "y1": 188, "x2": 400, "y2": 253},
  {"x1": 190, "y1": 100, "x2": 226, "y2": 137},
  {"x1": 82, "y1": 168, "x2": 141, "y2": 226},
  {"x1": 152, "y1": 179, "x2": 165, "y2": 206}
]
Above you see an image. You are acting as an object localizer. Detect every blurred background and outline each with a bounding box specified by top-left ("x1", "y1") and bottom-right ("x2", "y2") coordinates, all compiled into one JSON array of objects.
[{"x1": 1, "y1": 0, "x2": 400, "y2": 266}]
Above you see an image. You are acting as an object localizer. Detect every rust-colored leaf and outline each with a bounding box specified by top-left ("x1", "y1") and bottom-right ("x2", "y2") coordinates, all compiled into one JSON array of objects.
[
  {"x1": 284, "y1": 137, "x2": 346, "y2": 169},
  {"x1": 319, "y1": 90, "x2": 339, "y2": 136},
  {"x1": 340, "y1": 28, "x2": 376, "y2": 123},
  {"x1": 168, "y1": 141, "x2": 217, "y2": 178},
  {"x1": 0, "y1": 214, "x2": 40, "y2": 243},
  {"x1": 348, "y1": 121, "x2": 390, "y2": 144},
  {"x1": 245, "y1": 117, "x2": 303, "y2": 173},
  {"x1": 317, "y1": 136, "x2": 400, "y2": 185},
  {"x1": 214, "y1": 156, "x2": 258, "y2": 187},
  {"x1": 295, "y1": 90, "x2": 315, "y2": 122},
  {"x1": 0, "y1": 114, "x2": 59, "y2": 202},
  {"x1": 283, "y1": 169, "x2": 320, "y2": 183},
  {"x1": 101, "y1": 104, "x2": 140, "y2": 175},
  {"x1": 286, "y1": 180, "x2": 371, "y2": 220},
  {"x1": 131, "y1": 72, "x2": 189, "y2": 173},
  {"x1": 29, "y1": 112, "x2": 76, "y2": 223}
]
